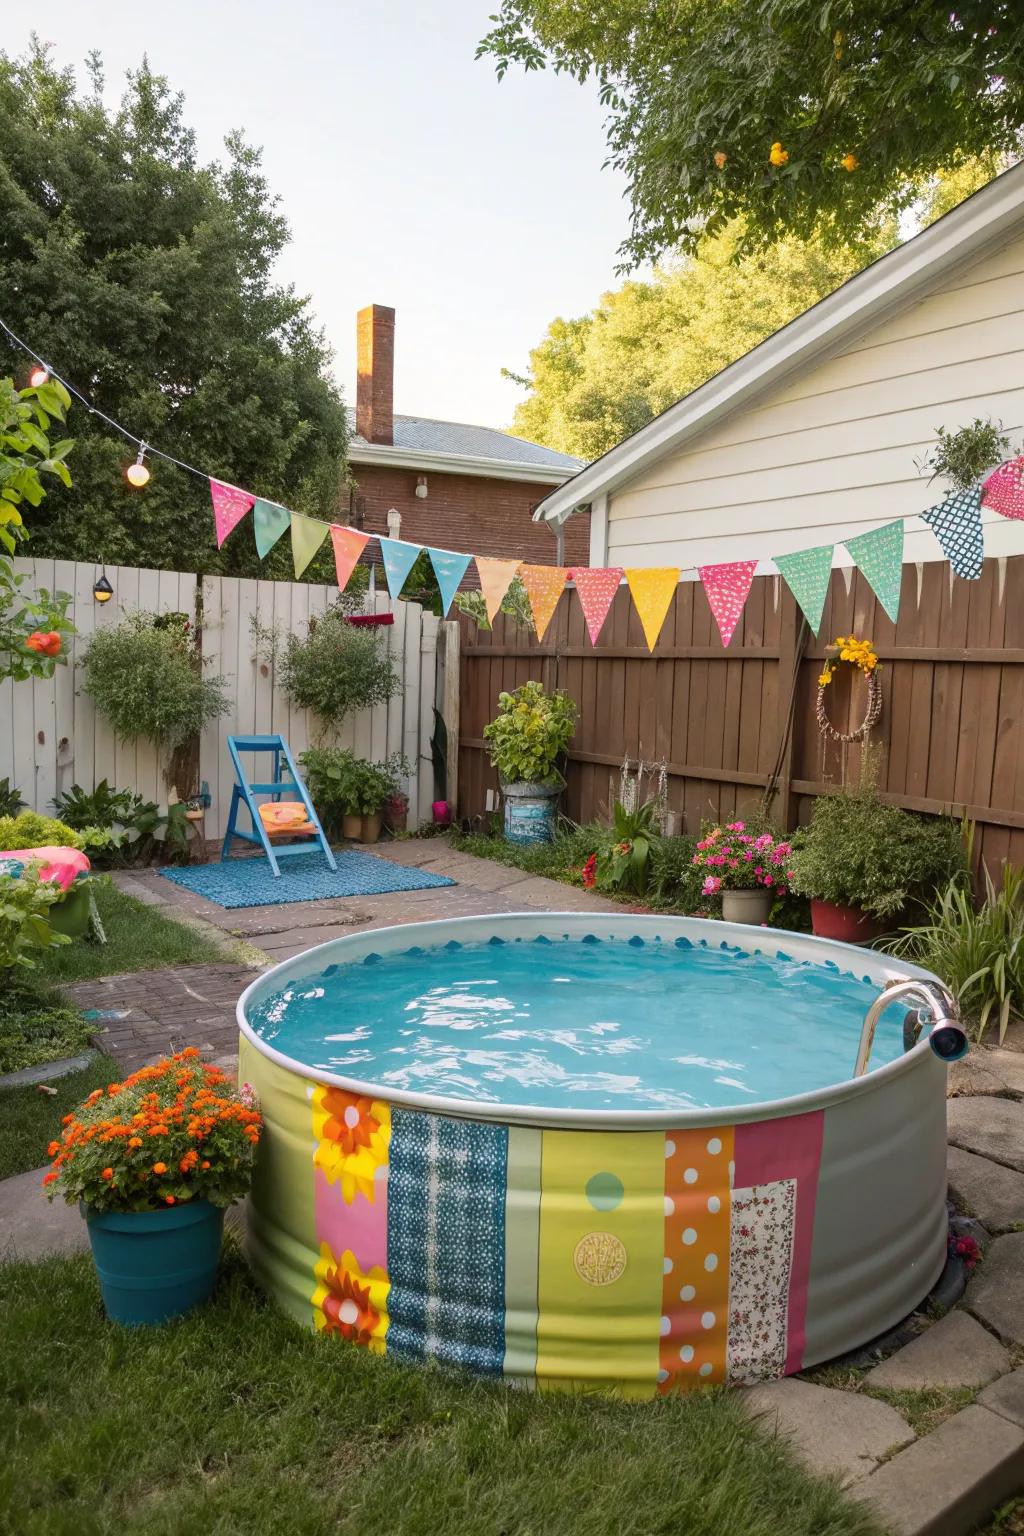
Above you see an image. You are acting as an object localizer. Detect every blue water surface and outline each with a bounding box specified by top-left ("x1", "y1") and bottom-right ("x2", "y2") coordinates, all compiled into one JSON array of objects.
[{"x1": 246, "y1": 934, "x2": 906, "y2": 1112}]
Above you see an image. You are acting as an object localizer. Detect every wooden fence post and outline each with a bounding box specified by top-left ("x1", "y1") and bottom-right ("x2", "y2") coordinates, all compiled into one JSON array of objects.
[{"x1": 442, "y1": 619, "x2": 460, "y2": 815}]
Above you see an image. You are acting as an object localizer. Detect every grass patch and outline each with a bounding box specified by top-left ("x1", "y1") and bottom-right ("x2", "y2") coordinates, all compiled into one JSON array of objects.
[
  {"x1": 0, "y1": 987, "x2": 93, "y2": 1075},
  {"x1": 0, "y1": 1245, "x2": 885, "y2": 1536},
  {"x1": 34, "y1": 879, "x2": 228, "y2": 983},
  {"x1": 863, "y1": 1384, "x2": 977, "y2": 1438},
  {"x1": 0, "y1": 1054, "x2": 117, "y2": 1181}
]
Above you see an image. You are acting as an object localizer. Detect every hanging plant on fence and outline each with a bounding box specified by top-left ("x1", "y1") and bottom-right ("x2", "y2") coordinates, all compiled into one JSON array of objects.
[
  {"x1": 251, "y1": 602, "x2": 403, "y2": 734},
  {"x1": 81, "y1": 612, "x2": 228, "y2": 748}
]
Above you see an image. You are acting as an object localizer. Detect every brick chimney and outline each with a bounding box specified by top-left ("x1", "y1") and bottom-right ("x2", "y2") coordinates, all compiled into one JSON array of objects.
[{"x1": 355, "y1": 303, "x2": 395, "y2": 445}]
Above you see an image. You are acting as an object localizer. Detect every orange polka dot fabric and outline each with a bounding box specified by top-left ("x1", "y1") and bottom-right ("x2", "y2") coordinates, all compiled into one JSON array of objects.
[{"x1": 659, "y1": 1126, "x2": 734, "y2": 1389}]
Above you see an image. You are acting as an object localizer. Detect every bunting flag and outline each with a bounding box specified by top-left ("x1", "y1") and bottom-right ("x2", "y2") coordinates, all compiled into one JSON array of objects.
[
  {"x1": 624, "y1": 568, "x2": 679, "y2": 652},
  {"x1": 210, "y1": 479, "x2": 255, "y2": 549},
  {"x1": 981, "y1": 455, "x2": 1024, "y2": 521},
  {"x1": 843, "y1": 520, "x2": 904, "y2": 622},
  {"x1": 475, "y1": 557, "x2": 522, "y2": 624},
  {"x1": 519, "y1": 564, "x2": 568, "y2": 641},
  {"x1": 698, "y1": 560, "x2": 758, "y2": 648},
  {"x1": 379, "y1": 537, "x2": 423, "y2": 599},
  {"x1": 428, "y1": 547, "x2": 473, "y2": 617},
  {"x1": 290, "y1": 511, "x2": 330, "y2": 578},
  {"x1": 253, "y1": 498, "x2": 291, "y2": 559},
  {"x1": 921, "y1": 487, "x2": 984, "y2": 580},
  {"x1": 572, "y1": 566, "x2": 624, "y2": 646},
  {"x1": 330, "y1": 525, "x2": 370, "y2": 593},
  {"x1": 773, "y1": 545, "x2": 834, "y2": 636}
]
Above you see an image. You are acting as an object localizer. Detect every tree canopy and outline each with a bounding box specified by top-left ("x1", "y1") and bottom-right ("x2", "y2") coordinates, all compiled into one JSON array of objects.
[
  {"x1": 0, "y1": 42, "x2": 348, "y2": 577},
  {"x1": 479, "y1": 1, "x2": 1024, "y2": 267}
]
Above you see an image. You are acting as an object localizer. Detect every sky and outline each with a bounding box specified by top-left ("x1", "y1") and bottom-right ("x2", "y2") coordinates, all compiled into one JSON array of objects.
[{"x1": 7, "y1": 0, "x2": 634, "y2": 430}]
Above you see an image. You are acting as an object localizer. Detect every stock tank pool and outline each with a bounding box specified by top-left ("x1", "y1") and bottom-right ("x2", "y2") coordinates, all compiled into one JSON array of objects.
[{"x1": 237, "y1": 912, "x2": 958, "y2": 1396}]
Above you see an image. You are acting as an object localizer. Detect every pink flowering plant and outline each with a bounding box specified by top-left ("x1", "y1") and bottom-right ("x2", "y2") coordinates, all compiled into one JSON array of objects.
[{"x1": 690, "y1": 821, "x2": 796, "y2": 900}]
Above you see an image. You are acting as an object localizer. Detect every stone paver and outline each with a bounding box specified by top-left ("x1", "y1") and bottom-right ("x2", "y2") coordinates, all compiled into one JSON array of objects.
[
  {"x1": 854, "y1": 1405, "x2": 1024, "y2": 1536},
  {"x1": 983, "y1": 1047, "x2": 1024, "y2": 1096},
  {"x1": 66, "y1": 963, "x2": 259, "y2": 1072},
  {"x1": 964, "y1": 1232, "x2": 1024, "y2": 1347},
  {"x1": 947, "y1": 1054, "x2": 1008, "y2": 1098},
  {"x1": 0, "y1": 1166, "x2": 90, "y2": 1260},
  {"x1": 863, "y1": 1309, "x2": 1009, "y2": 1390},
  {"x1": 947, "y1": 1145, "x2": 1024, "y2": 1233},
  {"x1": 743, "y1": 1378, "x2": 914, "y2": 1486},
  {"x1": 979, "y1": 1368, "x2": 1024, "y2": 1430},
  {"x1": 946, "y1": 1095, "x2": 1024, "y2": 1173}
]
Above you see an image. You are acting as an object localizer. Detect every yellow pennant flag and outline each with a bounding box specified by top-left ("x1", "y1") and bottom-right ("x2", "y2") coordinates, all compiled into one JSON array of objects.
[
  {"x1": 475, "y1": 557, "x2": 522, "y2": 624},
  {"x1": 624, "y1": 567, "x2": 680, "y2": 651},
  {"x1": 519, "y1": 564, "x2": 569, "y2": 642}
]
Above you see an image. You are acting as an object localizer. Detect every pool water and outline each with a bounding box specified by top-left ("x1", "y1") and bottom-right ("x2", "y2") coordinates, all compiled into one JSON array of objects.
[{"x1": 246, "y1": 933, "x2": 907, "y2": 1112}]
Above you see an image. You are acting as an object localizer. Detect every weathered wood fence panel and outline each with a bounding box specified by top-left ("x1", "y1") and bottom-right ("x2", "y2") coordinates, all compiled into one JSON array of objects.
[{"x1": 457, "y1": 556, "x2": 1024, "y2": 872}]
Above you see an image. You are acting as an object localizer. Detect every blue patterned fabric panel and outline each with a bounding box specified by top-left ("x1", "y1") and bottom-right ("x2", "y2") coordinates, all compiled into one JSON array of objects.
[{"x1": 386, "y1": 1108, "x2": 508, "y2": 1375}]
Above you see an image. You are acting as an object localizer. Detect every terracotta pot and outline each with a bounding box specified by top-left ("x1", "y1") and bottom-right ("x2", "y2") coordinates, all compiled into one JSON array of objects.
[
  {"x1": 721, "y1": 887, "x2": 773, "y2": 926},
  {"x1": 383, "y1": 797, "x2": 408, "y2": 833},
  {"x1": 359, "y1": 813, "x2": 382, "y2": 844},
  {"x1": 810, "y1": 899, "x2": 888, "y2": 944},
  {"x1": 341, "y1": 813, "x2": 362, "y2": 840}
]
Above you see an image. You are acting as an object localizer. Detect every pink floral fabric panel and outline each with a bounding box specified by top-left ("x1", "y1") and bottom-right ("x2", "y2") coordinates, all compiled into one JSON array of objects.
[{"x1": 727, "y1": 1179, "x2": 796, "y2": 1383}]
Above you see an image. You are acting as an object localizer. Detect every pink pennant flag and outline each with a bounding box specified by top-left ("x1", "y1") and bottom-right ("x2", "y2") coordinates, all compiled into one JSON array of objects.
[
  {"x1": 698, "y1": 559, "x2": 758, "y2": 647},
  {"x1": 981, "y1": 455, "x2": 1024, "y2": 521},
  {"x1": 330, "y1": 525, "x2": 370, "y2": 593},
  {"x1": 210, "y1": 478, "x2": 255, "y2": 549},
  {"x1": 571, "y1": 566, "x2": 623, "y2": 646}
]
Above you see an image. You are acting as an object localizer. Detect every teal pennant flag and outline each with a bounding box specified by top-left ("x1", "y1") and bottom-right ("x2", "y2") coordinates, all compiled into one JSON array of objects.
[
  {"x1": 921, "y1": 486, "x2": 984, "y2": 580},
  {"x1": 378, "y1": 537, "x2": 423, "y2": 599},
  {"x1": 842, "y1": 520, "x2": 905, "y2": 623},
  {"x1": 773, "y1": 543, "x2": 834, "y2": 635},
  {"x1": 428, "y1": 547, "x2": 473, "y2": 616},
  {"x1": 253, "y1": 498, "x2": 291, "y2": 560}
]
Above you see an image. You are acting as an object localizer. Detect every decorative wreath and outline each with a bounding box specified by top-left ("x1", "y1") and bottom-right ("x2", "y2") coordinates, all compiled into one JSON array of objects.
[{"x1": 816, "y1": 634, "x2": 883, "y2": 743}]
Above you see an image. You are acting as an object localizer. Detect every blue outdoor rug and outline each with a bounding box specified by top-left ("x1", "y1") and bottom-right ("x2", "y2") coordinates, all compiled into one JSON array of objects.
[{"x1": 159, "y1": 850, "x2": 455, "y2": 909}]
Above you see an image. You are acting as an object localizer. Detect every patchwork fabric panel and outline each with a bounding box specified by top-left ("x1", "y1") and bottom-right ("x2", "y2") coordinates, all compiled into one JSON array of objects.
[
  {"x1": 659, "y1": 1128, "x2": 734, "y2": 1390},
  {"x1": 726, "y1": 1180, "x2": 797, "y2": 1383}
]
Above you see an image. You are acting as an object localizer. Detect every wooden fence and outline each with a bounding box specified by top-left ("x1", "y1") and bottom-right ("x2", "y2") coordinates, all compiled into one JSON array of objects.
[
  {"x1": 458, "y1": 555, "x2": 1024, "y2": 872},
  {"x1": 3, "y1": 559, "x2": 453, "y2": 839}
]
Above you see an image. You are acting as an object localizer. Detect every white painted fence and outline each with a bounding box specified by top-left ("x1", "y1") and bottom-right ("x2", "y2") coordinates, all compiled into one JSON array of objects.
[{"x1": 2, "y1": 559, "x2": 449, "y2": 839}]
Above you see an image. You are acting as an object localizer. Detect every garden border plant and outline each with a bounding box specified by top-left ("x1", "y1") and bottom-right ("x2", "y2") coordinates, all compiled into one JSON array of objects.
[{"x1": 81, "y1": 610, "x2": 228, "y2": 751}]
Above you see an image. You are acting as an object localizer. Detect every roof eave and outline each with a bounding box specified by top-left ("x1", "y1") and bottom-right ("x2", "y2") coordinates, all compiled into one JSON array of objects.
[
  {"x1": 347, "y1": 440, "x2": 579, "y2": 485},
  {"x1": 533, "y1": 160, "x2": 1024, "y2": 525}
]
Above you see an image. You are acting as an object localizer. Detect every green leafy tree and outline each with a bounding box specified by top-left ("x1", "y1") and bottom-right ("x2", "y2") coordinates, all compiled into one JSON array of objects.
[
  {"x1": 0, "y1": 42, "x2": 348, "y2": 578},
  {"x1": 479, "y1": 2, "x2": 1024, "y2": 265}
]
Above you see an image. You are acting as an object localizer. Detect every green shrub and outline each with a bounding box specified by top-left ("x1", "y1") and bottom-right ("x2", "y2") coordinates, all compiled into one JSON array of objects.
[
  {"x1": 0, "y1": 812, "x2": 83, "y2": 851},
  {"x1": 0, "y1": 983, "x2": 92, "y2": 1073},
  {"x1": 650, "y1": 834, "x2": 704, "y2": 908},
  {"x1": 0, "y1": 867, "x2": 70, "y2": 971},
  {"x1": 483, "y1": 681, "x2": 577, "y2": 787},
  {"x1": 52, "y1": 781, "x2": 165, "y2": 867},
  {"x1": 81, "y1": 612, "x2": 228, "y2": 748},
  {"x1": 598, "y1": 799, "x2": 657, "y2": 896},
  {"x1": 0, "y1": 778, "x2": 25, "y2": 816},
  {"x1": 274, "y1": 605, "x2": 402, "y2": 731}
]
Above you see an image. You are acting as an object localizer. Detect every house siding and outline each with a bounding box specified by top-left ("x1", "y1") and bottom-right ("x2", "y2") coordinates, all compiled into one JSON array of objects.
[{"x1": 602, "y1": 229, "x2": 1024, "y2": 571}]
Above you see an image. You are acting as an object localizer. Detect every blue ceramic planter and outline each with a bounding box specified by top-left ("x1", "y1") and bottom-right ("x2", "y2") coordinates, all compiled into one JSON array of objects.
[{"x1": 83, "y1": 1198, "x2": 225, "y2": 1326}]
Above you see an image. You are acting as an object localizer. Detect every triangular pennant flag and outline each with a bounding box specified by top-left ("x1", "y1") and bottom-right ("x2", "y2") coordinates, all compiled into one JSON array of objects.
[
  {"x1": 698, "y1": 560, "x2": 758, "y2": 648},
  {"x1": 842, "y1": 520, "x2": 904, "y2": 622},
  {"x1": 252, "y1": 498, "x2": 291, "y2": 559},
  {"x1": 572, "y1": 566, "x2": 624, "y2": 645},
  {"x1": 330, "y1": 525, "x2": 370, "y2": 593},
  {"x1": 519, "y1": 564, "x2": 569, "y2": 641},
  {"x1": 290, "y1": 511, "x2": 329, "y2": 578},
  {"x1": 981, "y1": 455, "x2": 1024, "y2": 521},
  {"x1": 475, "y1": 557, "x2": 521, "y2": 624},
  {"x1": 427, "y1": 547, "x2": 473, "y2": 616},
  {"x1": 623, "y1": 568, "x2": 679, "y2": 651},
  {"x1": 210, "y1": 479, "x2": 255, "y2": 549},
  {"x1": 378, "y1": 537, "x2": 423, "y2": 599},
  {"x1": 773, "y1": 544, "x2": 834, "y2": 635},
  {"x1": 921, "y1": 487, "x2": 984, "y2": 580}
]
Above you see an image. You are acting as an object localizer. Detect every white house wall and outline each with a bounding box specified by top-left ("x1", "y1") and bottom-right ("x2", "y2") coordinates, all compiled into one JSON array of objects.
[{"x1": 601, "y1": 228, "x2": 1024, "y2": 573}]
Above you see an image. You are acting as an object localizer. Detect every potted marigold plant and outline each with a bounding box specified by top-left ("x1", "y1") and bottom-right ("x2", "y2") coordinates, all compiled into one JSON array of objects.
[
  {"x1": 690, "y1": 821, "x2": 795, "y2": 924},
  {"x1": 44, "y1": 1048, "x2": 262, "y2": 1325}
]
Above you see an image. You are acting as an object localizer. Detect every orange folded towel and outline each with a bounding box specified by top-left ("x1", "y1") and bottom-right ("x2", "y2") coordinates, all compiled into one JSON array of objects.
[{"x1": 259, "y1": 802, "x2": 311, "y2": 831}]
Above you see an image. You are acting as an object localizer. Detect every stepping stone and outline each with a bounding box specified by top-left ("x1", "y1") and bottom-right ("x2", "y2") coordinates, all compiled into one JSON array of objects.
[
  {"x1": 854, "y1": 1405, "x2": 1024, "y2": 1536},
  {"x1": 947, "y1": 1146, "x2": 1024, "y2": 1232},
  {"x1": 983, "y1": 1047, "x2": 1024, "y2": 1096},
  {"x1": 979, "y1": 1368, "x2": 1024, "y2": 1429},
  {"x1": 947, "y1": 1055, "x2": 1007, "y2": 1097},
  {"x1": 0, "y1": 1166, "x2": 90, "y2": 1261},
  {"x1": 743, "y1": 1378, "x2": 914, "y2": 1486},
  {"x1": 946, "y1": 1096, "x2": 1024, "y2": 1173},
  {"x1": 864, "y1": 1309, "x2": 1009, "y2": 1390},
  {"x1": 964, "y1": 1232, "x2": 1024, "y2": 1346}
]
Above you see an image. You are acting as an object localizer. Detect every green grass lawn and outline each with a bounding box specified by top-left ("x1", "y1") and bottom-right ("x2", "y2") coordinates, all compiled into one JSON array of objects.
[
  {"x1": 0, "y1": 1055, "x2": 118, "y2": 1182},
  {"x1": 35, "y1": 878, "x2": 230, "y2": 983},
  {"x1": 0, "y1": 1245, "x2": 883, "y2": 1536}
]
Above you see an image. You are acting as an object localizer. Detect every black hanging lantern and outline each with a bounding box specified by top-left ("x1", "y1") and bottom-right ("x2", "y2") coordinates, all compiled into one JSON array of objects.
[{"x1": 93, "y1": 572, "x2": 114, "y2": 604}]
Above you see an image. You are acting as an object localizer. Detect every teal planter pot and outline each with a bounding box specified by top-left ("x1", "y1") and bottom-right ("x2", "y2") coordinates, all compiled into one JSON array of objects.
[
  {"x1": 501, "y1": 781, "x2": 560, "y2": 846},
  {"x1": 83, "y1": 1199, "x2": 225, "y2": 1326},
  {"x1": 49, "y1": 882, "x2": 91, "y2": 938}
]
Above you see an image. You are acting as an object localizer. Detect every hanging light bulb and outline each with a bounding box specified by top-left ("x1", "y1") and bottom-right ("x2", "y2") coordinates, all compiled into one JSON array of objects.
[
  {"x1": 125, "y1": 442, "x2": 151, "y2": 488},
  {"x1": 93, "y1": 572, "x2": 114, "y2": 604},
  {"x1": 28, "y1": 363, "x2": 50, "y2": 388}
]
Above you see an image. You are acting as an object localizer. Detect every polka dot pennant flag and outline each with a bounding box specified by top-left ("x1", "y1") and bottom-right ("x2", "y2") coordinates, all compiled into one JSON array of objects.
[
  {"x1": 210, "y1": 478, "x2": 255, "y2": 549},
  {"x1": 623, "y1": 567, "x2": 680, "y2": 651},
  {"x1": 475, "y1": 557, "x2": 522, "y2": 624},
  {"x1": 571, "y1": 566, "x2": 624, "y2": 646},
  {"x1": 378, "y1": 536, "x2": 423, "y2": 599},
  {"x1": 290, "y1": 511, "x2": 329, "y2": 578},
  {"x1": 773, "y1": 544, "x2": 834, "y2": 636},
  {"x1": 921, "y1": 486, "x2": 984, "y2": 580},
  {"x1": 252, "y1": 498, "x2": 291, "y2": 560},
  {"x1": 427, "y1": 547, "x2": 473, "y2": 617},
  {"x1": 697, "y1": 560, "x2": 758, "y2": 648},
  {"x1": 519, "y1": 564, "x2": 569, "y2": 641},
  {"x1": 842, "y1": 520, "x2": 904, "y2": 622},
  {"x1": 981, "y1": 455, "x2": 1024, "y2": 521},
  {"x1": 329, "y1": 525, "x2": 370, "y2": 593}
]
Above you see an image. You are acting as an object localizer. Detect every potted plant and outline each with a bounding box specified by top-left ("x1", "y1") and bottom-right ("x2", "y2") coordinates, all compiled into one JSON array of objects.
[
  {"x1": 482, "y1": 681, "x2": 577, "y2": 846},
  {"x1": 351, "y1": 760, "x2": 394, "y2": 844},
  {"x1": 690, "y1": 821, "x2": 795, "y2": 924},
  {"x1": 44, "y1": 1048, "x2": 262, "y2": 1325}
]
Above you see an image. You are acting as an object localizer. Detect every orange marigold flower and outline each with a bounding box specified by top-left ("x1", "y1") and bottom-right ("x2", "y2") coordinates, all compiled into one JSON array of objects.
[
  {"x1": 164, "y1": 1195, "x2": 176, "y2": 1205},
  {"x1": 86, "y1": 1089, "x2": 104, "y2": 1105},
  {"x1": 201, "y1": 1160, "x2": 210, "y2": 1170},
  {"x1": 42, "y1": 1171, "x2": 58, "y2": 1186},
  {"x1": 769, "y1": 141, "x2": 789, "y2": 167},
  {"x1": 101, "y1": 1167, "x2": 114, "y2": 1180},
  {"x1": 129, "y1": 1136, "x2": 143, "y2": 1149},
  {"x1": 47, "y1": 1140, "x2": 60, "y2": 1157},
  {"x1": 840, "y1": 152, "x2": 858, "y2": 172},
  {"x1": 152, "y1": 1162, "x2": 167, "y2": 1175},
  {"x1": 62, "y1": 1113, "x2": 75, "y2": 1125}
]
